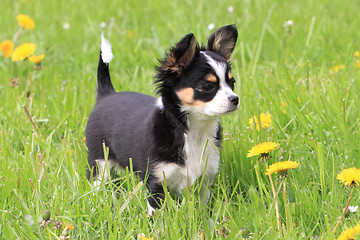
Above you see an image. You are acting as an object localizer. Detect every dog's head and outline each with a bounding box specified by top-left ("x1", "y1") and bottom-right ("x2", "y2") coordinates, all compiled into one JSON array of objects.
[{"x1": 155, "y1": 25, "x2": 239, "y2": 117}]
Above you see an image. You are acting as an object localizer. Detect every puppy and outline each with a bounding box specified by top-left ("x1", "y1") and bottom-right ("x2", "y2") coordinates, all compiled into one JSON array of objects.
[{"x1": 86, "y1": 25, "x2": 239, "y2": 215}]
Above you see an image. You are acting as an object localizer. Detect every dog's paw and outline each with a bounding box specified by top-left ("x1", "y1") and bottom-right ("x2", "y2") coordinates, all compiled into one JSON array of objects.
[{"x1": 147, "y1": 201, "x2": 156, "y2": 217}]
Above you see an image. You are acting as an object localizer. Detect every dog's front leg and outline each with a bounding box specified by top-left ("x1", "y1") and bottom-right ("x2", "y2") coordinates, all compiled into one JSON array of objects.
[{"x1": 146, "y1": 181, "x2": 165, "y2": 216}]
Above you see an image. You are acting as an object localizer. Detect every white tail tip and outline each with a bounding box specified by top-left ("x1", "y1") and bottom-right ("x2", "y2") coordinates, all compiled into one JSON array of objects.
[{"x1": 101, "y1": 33, "x2": 113, "y2": 64}]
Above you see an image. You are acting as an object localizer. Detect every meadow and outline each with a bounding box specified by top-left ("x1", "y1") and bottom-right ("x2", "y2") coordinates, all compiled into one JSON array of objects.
[{"x1": 1, "y1": 0, "x2": 360, "y2": 239}]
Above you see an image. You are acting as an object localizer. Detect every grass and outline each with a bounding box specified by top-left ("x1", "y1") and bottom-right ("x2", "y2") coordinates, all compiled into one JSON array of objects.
[{"x1": 1, "y1": 0, "x2": 360, "y2": 239}]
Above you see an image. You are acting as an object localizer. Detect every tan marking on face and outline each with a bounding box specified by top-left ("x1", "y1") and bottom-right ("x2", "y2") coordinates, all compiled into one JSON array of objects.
[
  {"x1": 228, "y1": 72, "x2": 233, "y2": 79},
  {"x1": 176, "y1": 88, "x2": 195, "y2": 105},
  {"x1": 176, "y1": 88, "x2": 206, "y2": 109},
  {"x1": 206, "y1": 74, "x2": 217, "y2": 83}
]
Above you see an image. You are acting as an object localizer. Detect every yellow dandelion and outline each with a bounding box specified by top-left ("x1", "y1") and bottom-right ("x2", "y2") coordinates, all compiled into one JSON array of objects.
[
  {"x1": 16, "y1": 14, "x2": 35, "y2": 30},
  {"x1": 247, "y1": 142, "x2": 280, "y2": 158},
  {"x1": 28, "y1": 54, "x2": 44, "y2": 64},
  {"x1": 356, "y1": 60, "x2": 360, "y2": 68},
  {"x1": 337, "y1": 167, "x2": 360, "y2": 187},
  {"x1": 265, "y1": 161, "x2": 299, "y2": 175},
  {"x1": 140, "y1": 235, "x2": 153, "y2": 240},
  {"x1": 354, "y1": 51, "x2": 360, "y2": 58},
  {"x1": 334, "y1": 65, "x2": 345, "y2": 72},
  {"x1": 65, "y1": 223, "x2": 74, "y2": 231},
  {"x1": 128, "y1": 30, "x2": 134, "y2": 39},
  {"x1": 60, "y1": 222, "x2": 74, "y2": 238},
  {"x1": 249, "y1": 113, "x2": 272, "y2": 131},
  {"x1": 249, "y1": 116, "x2": 260, "y2": 131},
  {"x1": 0, "y1": 40, "x2": 14, "y2": 58},
  {"x1": 281, "y1": 101, "x2": 288, "y2": 113},
  {"x1": 11, "y1": 43, "x2": 36, "y2": 61},
  {"x1": 337, "y1": 224, "x2": 360, "y2": 240},
  {"x1": 260, "y1": 113, "x2": 272, "y2": 128}
]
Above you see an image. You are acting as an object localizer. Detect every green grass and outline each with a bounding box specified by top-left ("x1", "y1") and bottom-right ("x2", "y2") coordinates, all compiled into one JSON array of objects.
[{"x1": 1, "y1": 0, "x2": 360, "y2": 239}]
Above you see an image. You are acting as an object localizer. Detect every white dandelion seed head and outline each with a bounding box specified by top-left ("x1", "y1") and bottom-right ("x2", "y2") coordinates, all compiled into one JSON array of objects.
[
  {"x1": 283, "y1": 20, "x2": 294, "y2": 28},
  {"x1": 208, "y1": 23, "x2": 215, "y2": 31},
  {"x1": 100, "y1": 22, "x2": 106, "y2": 29},
  {"x1": 349, "y1": 206, "x2": 358, "y2": 213},
  {"x1": 63, "y1": 22, "x2": 70, "y2": 30},
  {"x1": 228, "y1": 6, "x2": 234, "y2": 13}
]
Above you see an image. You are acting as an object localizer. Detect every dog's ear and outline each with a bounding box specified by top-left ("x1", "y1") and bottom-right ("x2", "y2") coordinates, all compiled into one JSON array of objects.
[
  {"x1": 161, "y1": 33, "x2": 199, "y2": 74},
  {"x1": 207, "y1": 25, "x2": 238, "y2": 60}
]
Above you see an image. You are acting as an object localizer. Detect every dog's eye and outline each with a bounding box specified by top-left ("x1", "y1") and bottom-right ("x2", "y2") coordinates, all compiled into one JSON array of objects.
[{"x1": 201, "y1": 83, "x2": 214, "y2": 92}]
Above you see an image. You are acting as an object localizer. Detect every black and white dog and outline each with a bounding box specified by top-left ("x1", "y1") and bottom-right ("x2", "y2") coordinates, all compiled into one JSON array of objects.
[{"x1": 86, "y1": 25, "x2": 239, "y2": 215}]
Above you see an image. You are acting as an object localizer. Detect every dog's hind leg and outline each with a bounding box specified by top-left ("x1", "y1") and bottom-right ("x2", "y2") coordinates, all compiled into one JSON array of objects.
[
  {"x1": 93, "y1": 159, "x2": 117, "y2": 188},
  {"x1": 199, "y1": 178, "x2": 212, "y2": 204}
]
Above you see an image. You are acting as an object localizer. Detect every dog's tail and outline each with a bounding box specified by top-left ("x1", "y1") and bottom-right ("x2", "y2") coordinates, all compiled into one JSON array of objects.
[{"x1": 97, "y1": 34, "x2": 115, "y2": 100}]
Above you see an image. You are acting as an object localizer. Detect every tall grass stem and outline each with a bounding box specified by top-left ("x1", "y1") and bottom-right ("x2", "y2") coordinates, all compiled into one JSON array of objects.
[{"x1": 332, "y1": 186, "x2": 354, "y2": 234}]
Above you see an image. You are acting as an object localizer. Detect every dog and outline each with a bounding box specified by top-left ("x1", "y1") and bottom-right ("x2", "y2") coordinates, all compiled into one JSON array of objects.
[{"x1": 86, "y1": 25, "x2": 239, "y2": 215}]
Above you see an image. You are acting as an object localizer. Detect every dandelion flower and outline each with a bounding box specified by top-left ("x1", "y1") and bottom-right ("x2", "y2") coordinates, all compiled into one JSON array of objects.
[
  {"x1": 337, "y1": 167, "x2": 360, "y2": 187},
  {"x1": 337, "y1": 224, "x2": 360, "y2": 240},
  {"x1": 334, "y1": 65, "x2": 345, "y2": 72},
  {"x1": 283, "y1": 20, "x2": 294, "y2": 28},
  {"x1": 349, "y1": 205, "x2": 358, "y2": 213},
  {"x1": 354, "y1": 59, "x2": 360, "y2": 68},
  {"x1": 11, "y1": 43, "x2": 36, "y2": 61},
  {"x1": 333, "y1": 168, "x2": 360, "y2": 233},
  {"x1": 63, "y1": 22, "x2": 70, "y2": 30},
  {"x1": 64, "y1": 223, "x2": 74, "y2": 231},
  {"x1": 354, "y1": 51, "x2": 360, "y2": 58},
  {"x1": 0, "y1": 40, "x2": 14, "y2": 58},
  {"x1": 260, "y1": 113, "x2": 272, "y2": 128},
  {"x1": 140, "y1": 236, "x2": 153, "y2": 240},
  {"x1": 16, "y1": 14, "x2": 35, "y2": 30},
  {"x1": 247, "y1": 141, "x2": 280, "y2": 158},
  {"x1": 208, "y1": 23, "x2": 215, "y2": 31},
  {"x1": 60, "y1": 222, "x2": 74, "y2": 238},
  {"x1": 281, "y1": 101, "x2": 288, "y2": 113},
  {"x1": 249, "y1": 113, "x2": 272, "y2": 131},
  {"x1": 332, "y1": 167, "x2": 360, "y2": 233},
  {"x1": 139, "y1": 234, "x2": 153, "y2": 240},
  {"x1": 249, "y1": 116, "x2": 260, "y2": 131},
  {"x1": 265, "y1": 161, "x2": 299, "y2": 176},
  {"x1": 345, "y1": 206, "x2": 358, "y2": 218},
  {"x1": 128, "y1": 30, "x2": 134, "y2": 39},
  {"x1": 28, "y1": 54, "x2": 44, "y2": 64}
]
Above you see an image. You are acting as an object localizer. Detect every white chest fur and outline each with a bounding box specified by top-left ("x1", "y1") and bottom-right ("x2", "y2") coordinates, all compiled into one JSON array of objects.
[{"x1": 155, "y1": 115, "x2": 220, "y2": 194}]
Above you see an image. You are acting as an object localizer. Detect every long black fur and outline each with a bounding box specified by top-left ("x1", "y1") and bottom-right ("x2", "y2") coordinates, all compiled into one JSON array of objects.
[{"x1": 96, "y1": 51, "x2": 115, "y2": 100}]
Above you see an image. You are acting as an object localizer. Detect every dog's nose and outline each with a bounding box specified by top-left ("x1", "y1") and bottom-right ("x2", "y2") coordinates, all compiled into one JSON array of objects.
[{"x1": 229, "y1": 95, "x2": 239, "y2": 106}]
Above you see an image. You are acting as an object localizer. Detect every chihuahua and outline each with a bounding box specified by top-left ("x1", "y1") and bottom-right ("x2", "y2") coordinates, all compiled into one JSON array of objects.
[{"x1": 86, "y1": 25, "x2": 239, "y2": 215}]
